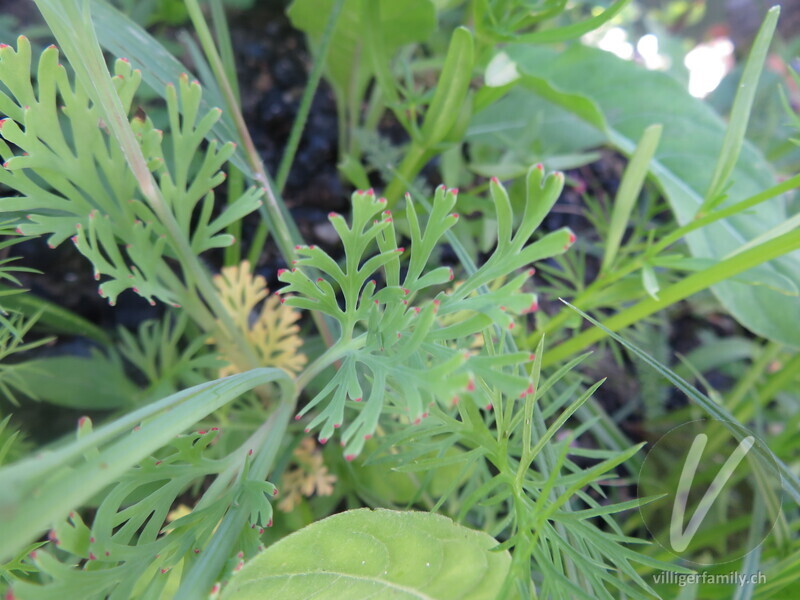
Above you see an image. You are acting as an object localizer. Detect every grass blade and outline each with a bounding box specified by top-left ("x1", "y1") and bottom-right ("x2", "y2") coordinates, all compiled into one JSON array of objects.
[
  {"x1": 0, "y1": 285, "x2": 112, "y2": 345},
  {"x1": 0, "y1": 368, "x2": 294, "y2": 561},
  {"x1": 561, "y1": 301, "x2": 800, "y2": 505},
  {"x1": 545, "y1": 229, "x2": 800, "y2": 366},
  {"x1": 701, "y1": 6, "x2": 779, "y2": 212},
  {"x1": 275, "y1": 0, "x2": 345, "y2": 192},
  {"x1": 602, "y1": 124, "x2": 662, "y2": 272}
]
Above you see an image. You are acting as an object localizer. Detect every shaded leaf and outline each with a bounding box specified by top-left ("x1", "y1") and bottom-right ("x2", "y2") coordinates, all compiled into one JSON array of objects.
[
  {"x1": 15, "y1": 351, "x2": 138, "y2": 409},
  {"x1": 222, "y1": 508, "x2": 513, "y2": 600}
]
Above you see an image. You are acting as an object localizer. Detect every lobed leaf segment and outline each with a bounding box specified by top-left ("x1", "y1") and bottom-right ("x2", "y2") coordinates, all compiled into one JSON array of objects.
[
  {"x1": 278, "y1": 167, "x2": 574, "y2": 458},
  {"x1": 0, "y1": 37, "x2": 262, "y2": 308}
]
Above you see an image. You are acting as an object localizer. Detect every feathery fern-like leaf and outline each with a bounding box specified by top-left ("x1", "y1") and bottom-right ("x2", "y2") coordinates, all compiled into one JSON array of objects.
[
  {"x1": 0, "y1": 37, "x2": 262, "y2": 309},
  {"x1": 279, "y1": 171, "x2": 573, "y2": 458}
]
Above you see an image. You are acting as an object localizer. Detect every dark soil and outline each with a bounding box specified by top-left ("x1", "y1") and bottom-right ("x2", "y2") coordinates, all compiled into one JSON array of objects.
[{"x1": 229, "y1": 1, "x2": 346, "y2": 279}]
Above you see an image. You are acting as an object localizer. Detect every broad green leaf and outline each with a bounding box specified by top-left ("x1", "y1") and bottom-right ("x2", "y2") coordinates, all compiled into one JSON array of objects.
[
  {"x1": 480, "y1": 44, "x2": 800, "y2": 346},
  {"x1": 287, "y1": 0, "x2": 436, "y2": 108},
  {"x1": 14, "y1": 351, "x2": 139, "y2": 409},
  {"x1": 222, "y1": 508, "x2": 514, "y2": 600}
]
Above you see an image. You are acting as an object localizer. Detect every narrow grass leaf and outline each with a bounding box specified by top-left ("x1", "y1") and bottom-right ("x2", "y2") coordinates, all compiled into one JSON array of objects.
[
  {"x1": 702, "y1": 7, "x2": 780, "y2": 211},
  {"x1": 602, "y1": 124, "x2": 662, "y2": 272},
  {"x1": 562, "y1": 301, "x2": 800, "y2": 505}
]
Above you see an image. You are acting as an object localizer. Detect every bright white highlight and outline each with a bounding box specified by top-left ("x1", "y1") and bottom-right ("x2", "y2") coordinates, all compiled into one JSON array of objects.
[
  {"x1": 684, "y1": 38, "x2": 734, "y2": 98},
  {"x1": 637, "y1": 33, "x2": 669, "y2": 70},
  {"x1": 597, "y1": 27, "x2": 634, "y2": 60}
]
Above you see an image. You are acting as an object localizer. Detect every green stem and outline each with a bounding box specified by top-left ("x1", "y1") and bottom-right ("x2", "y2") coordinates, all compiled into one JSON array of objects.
[
  {"x1": 383, "y1": 142, "x2": 429, "y2": 207},
  {"x1": 0, "y1": 368, "x2": 292, "y2": 561},
  {"x1": 529, "y1": 172, "x2": 800, "y2": 348},
  {"x1": 737, "y1": 348, "x2": 799, "y2": 423},
  {"x1": 33, "y1": 1, "x2": 260, "y2": 371},
  {"x1": 245, "y1": 223, "x2": 268, "y2": 267},
  {"x1": 183, "y1": 0, "x2": 293, "y2": 260},
  {"x1": 176, "y1": 399, "x2": 294, "y2": 599},
  {"x1": 209, "y1": 0, "x2": 239, "y2": 104},
  {"x1": 275, "y1": 0, "x2": 345, "y2": 192},
  {"x1": 725, "y1": 341, "x2": 781, "y2": 417},
  {"x1": 296, "y1": 335, "x2": 365, "y2": 391},
  {"x1": 176, "y1": 334, "x2": 363, "y2": 597},
  {"x1": 543, "y1": 229, "x2": 800, "y2": 367},
  {"x1": 224, "y1": 166, "x2": 245, "y2": 266},
  {"x1": 183, "y1": 0, "x2": 336, "y2": 350}
]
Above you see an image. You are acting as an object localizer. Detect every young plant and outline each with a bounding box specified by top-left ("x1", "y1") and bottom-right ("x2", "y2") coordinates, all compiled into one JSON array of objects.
[{"x1": 279, "y1": 173, "x2": 572, "y2": 457}]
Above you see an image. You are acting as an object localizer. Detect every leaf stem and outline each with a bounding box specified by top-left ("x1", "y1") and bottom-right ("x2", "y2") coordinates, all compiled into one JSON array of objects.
[
  {"x1": 183, "y1": 0, "x2": 336, "y2": 349},
  {"x1": 529, "y1": 172, "x2": 800, "y2": 348},
  {"x1": 544, "y1": 229, "x2": 800, "y2": 366},
  {"x1": 176, "y1": 399, "x2": 294, "y2": 599},
  {"x1": 274, "y1": 0, "x2": 345, "y2": 192}
]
